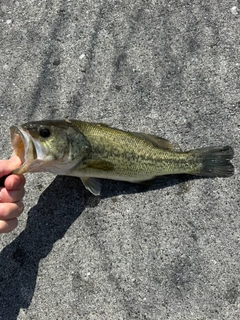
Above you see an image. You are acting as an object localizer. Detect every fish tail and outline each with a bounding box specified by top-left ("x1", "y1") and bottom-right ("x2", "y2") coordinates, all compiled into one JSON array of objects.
[{"x1": 190, "y1": 146, "x2": 234, "y2": 177}]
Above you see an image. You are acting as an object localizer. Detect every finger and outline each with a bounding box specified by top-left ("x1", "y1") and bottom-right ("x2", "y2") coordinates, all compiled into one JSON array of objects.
[
  {"x1": 0, "y1": 201, "x2": 24, "y2": 219},
  {"x1": 0, "y1": 188, "x2": 25, "y2": 203},
  {"x1": 0, "y1": 218, "x2": 18, "y2": 233},
  {"x1": 0, "y1": 157, "x2": 22, "y2": 178},
  {"x1": 4, "y1": 174, "x2": 25, "y2": 190}
]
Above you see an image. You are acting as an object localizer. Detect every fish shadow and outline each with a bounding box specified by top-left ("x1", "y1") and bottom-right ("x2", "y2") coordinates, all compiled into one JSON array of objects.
[{"x1": 0, "y1": 174, "x2": 200, "y2": 319}]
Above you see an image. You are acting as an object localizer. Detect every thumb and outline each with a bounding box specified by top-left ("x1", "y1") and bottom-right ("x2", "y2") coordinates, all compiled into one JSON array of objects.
[
  {"x1": 0, "y1": 157, "x2": 22, "y2": 177},
  {"x1": 9, "y1": 156, "x2": 22, "y2": 167}
]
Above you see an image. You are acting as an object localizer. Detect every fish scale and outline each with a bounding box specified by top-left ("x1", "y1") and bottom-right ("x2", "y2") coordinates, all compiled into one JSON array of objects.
[{"x1": 70, "y1": 121, "x2": 197, "y2": 177}]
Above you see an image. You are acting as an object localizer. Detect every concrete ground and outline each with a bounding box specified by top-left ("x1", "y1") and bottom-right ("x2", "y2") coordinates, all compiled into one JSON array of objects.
[{"x1": 0, "y1": 1, "x2": 239, "y2": 319}]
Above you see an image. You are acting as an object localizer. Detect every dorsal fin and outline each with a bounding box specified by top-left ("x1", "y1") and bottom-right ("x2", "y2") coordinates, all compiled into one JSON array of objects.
[
  {"x1": 131, "y1": 132, "x2": 174, "y2": 150},
  {"x1": 96, "y1": 123, "x2": 110, "y2": 128}
]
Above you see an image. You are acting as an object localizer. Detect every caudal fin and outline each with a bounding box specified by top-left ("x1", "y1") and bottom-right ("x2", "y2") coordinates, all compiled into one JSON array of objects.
[{"x1": 193, "y1": 146, "x2": 234, "y2": 177}]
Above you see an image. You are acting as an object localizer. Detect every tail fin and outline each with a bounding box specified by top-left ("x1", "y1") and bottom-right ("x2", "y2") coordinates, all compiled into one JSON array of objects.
[{"x1": 192, "y1": 146, "x2": 234, "y2": 177}]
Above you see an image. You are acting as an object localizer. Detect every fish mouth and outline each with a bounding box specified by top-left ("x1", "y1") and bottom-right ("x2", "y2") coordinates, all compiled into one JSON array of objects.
[{"x1": 10, "y1": 125, "x2": 44, "y2": 174}]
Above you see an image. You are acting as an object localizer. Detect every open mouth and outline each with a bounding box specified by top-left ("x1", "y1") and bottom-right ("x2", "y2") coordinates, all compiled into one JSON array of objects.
[
  {"x1": 10, "y1": 125, "x2": 38, "y2": 174},
  {"x1": 11, "y1": 126, "x2": 33, "y2": 162},
  {"x1": 10, "y1": 125, "x2": 52, "y2": 175}
]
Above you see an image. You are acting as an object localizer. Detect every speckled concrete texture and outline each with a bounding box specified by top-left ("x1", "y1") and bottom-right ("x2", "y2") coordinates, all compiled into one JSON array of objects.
[{"x1": 0, "y1": 1, "x2": 239, "y2": 319}]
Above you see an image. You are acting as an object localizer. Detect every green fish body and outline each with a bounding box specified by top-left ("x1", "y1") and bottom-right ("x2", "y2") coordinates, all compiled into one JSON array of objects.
[{"x1": 10, "y1": 120, "x2": 234, "y2": 195}]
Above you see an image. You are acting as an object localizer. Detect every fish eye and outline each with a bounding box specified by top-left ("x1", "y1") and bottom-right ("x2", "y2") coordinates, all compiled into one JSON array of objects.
[{"x1": 39, "y1": 127, "x2": 51, "y2": 138}]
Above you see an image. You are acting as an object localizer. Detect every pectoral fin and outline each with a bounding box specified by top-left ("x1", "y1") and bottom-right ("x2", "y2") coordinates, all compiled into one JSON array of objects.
[
  {"x1": 80, "y1": 177, "x2": 101, "y2": 195},
  {"x1": 83, "y1": 159, "x2": 114, "y2": 171}
]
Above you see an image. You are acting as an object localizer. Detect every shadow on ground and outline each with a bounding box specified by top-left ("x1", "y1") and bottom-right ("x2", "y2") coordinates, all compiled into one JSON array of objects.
[{"x1": 0, "y1": 174, "x2": 199, "y2": 319}]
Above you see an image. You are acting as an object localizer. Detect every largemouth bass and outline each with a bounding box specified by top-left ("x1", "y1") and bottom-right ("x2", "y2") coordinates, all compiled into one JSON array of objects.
[{"x1": 10, "y1": 120, "x2": 234, "y2": 195}]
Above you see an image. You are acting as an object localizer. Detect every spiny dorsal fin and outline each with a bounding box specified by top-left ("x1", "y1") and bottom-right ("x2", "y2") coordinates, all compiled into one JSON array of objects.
[
  {"x1": 83, "y1": 159, "x2": 114, "y2": 171},
  {"x1": 131, "y1": 132, "x2": 174, "y2": 150},
  {"x1": 96, "y1": 123, "x2": 110, "y2": 128}
]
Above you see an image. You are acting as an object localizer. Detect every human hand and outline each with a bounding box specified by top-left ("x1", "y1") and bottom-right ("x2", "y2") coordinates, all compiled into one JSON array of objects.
[{"x1": 0, "y1": 157, "x2": 25, "y2": 233}]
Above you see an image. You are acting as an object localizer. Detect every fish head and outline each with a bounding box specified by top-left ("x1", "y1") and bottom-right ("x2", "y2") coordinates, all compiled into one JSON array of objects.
[{"x1": 10, "y1": 120, "x2": 90, "y2": 175}]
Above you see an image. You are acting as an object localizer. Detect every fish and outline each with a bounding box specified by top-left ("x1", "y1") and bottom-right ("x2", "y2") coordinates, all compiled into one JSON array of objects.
[{"x1": 10, "y1": 119, "x2": 234, "y2": 195}]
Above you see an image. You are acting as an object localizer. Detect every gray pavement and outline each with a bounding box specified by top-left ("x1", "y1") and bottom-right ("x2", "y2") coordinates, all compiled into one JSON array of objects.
[{"x1": 0, "y1": 1, "x2": 240, "y2": 319}]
